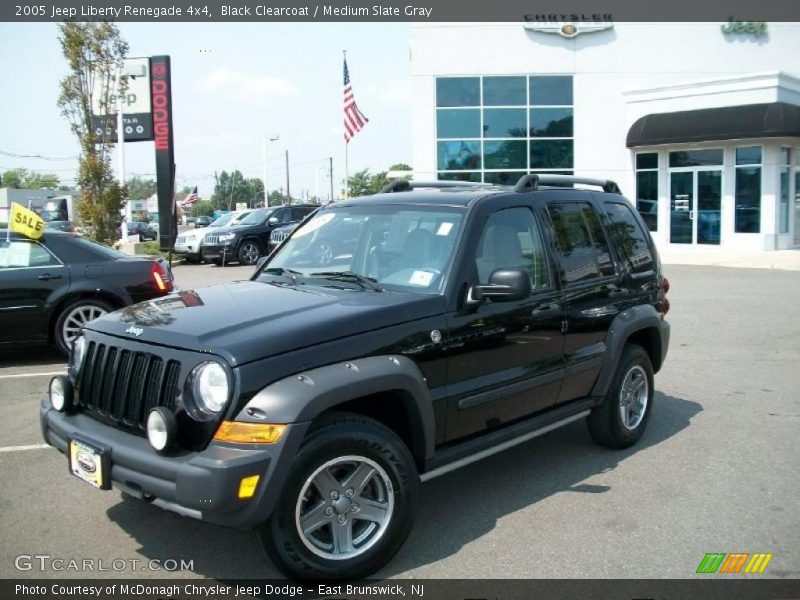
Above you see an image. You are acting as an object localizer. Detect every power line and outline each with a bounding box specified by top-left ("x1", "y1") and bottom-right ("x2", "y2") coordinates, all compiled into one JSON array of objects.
[{"x1": 0, "y1": 150, "x2": 79, "y2": 161}]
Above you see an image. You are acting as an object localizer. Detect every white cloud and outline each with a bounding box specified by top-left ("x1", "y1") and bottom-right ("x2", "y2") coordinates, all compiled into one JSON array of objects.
[{"x1": 195, "y1": 67, "x2": 299, "y2": 105}]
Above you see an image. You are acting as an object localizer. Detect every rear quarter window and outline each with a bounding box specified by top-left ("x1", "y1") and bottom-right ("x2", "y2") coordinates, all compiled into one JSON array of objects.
[
  {"x1": 604, "y1": 202, "x2": 654, "y2": 274},
  {"x1": 547, "y1": 201, "x2": 615, "y2": 285}
]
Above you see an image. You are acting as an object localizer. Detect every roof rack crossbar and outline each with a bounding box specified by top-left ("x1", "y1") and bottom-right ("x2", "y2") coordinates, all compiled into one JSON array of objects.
[
  {"x1": 514, "y1": 174, "x2": 621, "y2": 194},
  {"x1": 379, "y1": 180, "x2": 486, "y2": 193}
]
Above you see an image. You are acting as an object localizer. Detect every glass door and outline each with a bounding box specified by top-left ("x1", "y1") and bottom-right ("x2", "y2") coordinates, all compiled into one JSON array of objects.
[
  {"x1": 697, "y1": 170, "x2": 722, "y2": 244},
  {"x1": 670, "y1": 172, "x2": 693, "y2": 244},
  {"x1": 795, "y1": 171, "x2": 800, "y2": 246}
]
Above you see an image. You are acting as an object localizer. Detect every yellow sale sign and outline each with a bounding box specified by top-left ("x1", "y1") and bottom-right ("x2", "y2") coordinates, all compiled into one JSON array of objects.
[{"x1": 10, "y1": 202, "x2": 45, "y2": 240}]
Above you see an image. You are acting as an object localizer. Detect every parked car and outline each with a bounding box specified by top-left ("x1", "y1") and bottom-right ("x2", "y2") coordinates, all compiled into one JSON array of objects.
[
  {"x1": 174, "y1": 210, "x2": 253, "y2": 263},
  {"x1": 45, "y1": 221, "x2": 75, "y2": 233},
  {"x1": 0, "y1": 230, "x2": 173, "y2": 355},
  {"x1": 116, "y1": 221, "x2": 157, "y2": 242},
  {"x1": 194, "y1": 216, "x2": 212, "y2": 228},
  {"x1": 201, "y1": 204, "x2": 317, "y2": 266},
  {"x1": 266, "y1": 222, "x2": 299, "y2": 255},
  {"x1": 40, "y1": 175, "x2": 670, "y2": 579}
]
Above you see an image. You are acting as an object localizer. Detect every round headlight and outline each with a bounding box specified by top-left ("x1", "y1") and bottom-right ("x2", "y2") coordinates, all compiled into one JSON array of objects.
[
  {"x1": 189, "y1": 362, "x2": 230, "y2": 418},
  {"x1": 49, "y1": 375, "x2": 73, "y2": 412},
  {"x1": 70, "y1": 335, "x2": 86, "y2": 373},
  {"x1": 146, "y1": 407, "x2": 176, "y2": 452}
]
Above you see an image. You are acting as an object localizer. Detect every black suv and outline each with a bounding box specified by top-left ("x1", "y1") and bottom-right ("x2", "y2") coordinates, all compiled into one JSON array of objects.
[
  {"x1": 202, "y1": 204, "x2": 317, "y2": 266},
  {"x1": 41, "y1": 175, "x2": 670, "y2": 580}
]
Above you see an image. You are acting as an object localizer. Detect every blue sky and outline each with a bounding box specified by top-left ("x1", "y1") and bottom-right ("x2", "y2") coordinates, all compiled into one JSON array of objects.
[{"x1": 0, "y1": 22, "x2": 411, "y2": 199}]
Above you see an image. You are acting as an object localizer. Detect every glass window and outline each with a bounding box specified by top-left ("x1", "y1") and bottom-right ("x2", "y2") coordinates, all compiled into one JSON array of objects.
[
  {"x1": 530, "y1": 140, "x2": 573, "y2": 169},
  {"x1": 669, "y1": 149, "x2": 723, "y2": 167},
  {"x1": 475, "y1": 207, "x2": 550, "y2": 289},
  {"x1": 0, "y1": 240, "x2": 59, "y2": 268},
  {"x1": 241, "y1": 208, "x2": 273, "y2": 225},
  {"x1": 436, "y1": 77, "x2": 480, "y2": 107},
  {"x1": 736, "y1": 146, "x2": 762, "y2": 165},
  {"x1": 529, "y1": 108, "x2": 573, "y2": 137},
  {"x1": 483, "y1": 108, "x2": 526, "y2": 138},
  {"x1": 482, "y1": 76, "x2": 526, "y2": 106},
  {"x1": 437, "y1": 141, "x2": 481, "y2": 171},
  {"x1": 735, "y1": 166, "x2": 761, "y2": 233},
  {"x1": 484, "y1": 140, "x2": 527, "y2": 170},
  {"x1": 438, "y1": 172, "x2": 481, "y2": 182},
  {"x1": 604, "y1": 202, "x2": 654, "y2": 274},
  {"x1": 636, "y1": 153, "x2": 658, "y2": 170},
  {"x1": 779, "y1": 148, "x2": 790, "y2": 234},
  {"x1": 291, "y1": 207, "x2": 313, "y2": 221},
  {"x1": 483, "y1": 171, "x2": 527, "y2": 185},
  {"x1": 437, "y1": 109, "x2": 480, "y2": 138},
  {"x1": 530, "y1": 76, "x2": 573, "y2": 105},
  {"x1": 547, "y1": 202, "x2": 614, "y2": 284}
]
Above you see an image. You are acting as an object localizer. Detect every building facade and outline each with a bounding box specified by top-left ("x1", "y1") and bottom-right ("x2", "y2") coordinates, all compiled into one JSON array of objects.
[{"x1": 410, "y1": 22, "x2": 800, "y2": 251}]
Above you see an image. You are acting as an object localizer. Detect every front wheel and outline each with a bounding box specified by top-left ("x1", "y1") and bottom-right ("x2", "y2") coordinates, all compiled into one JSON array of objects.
[
  {"x1": 587, "y1": 344, "x2": 654, "y2": 449},
  {"x1": 54, "y1": 299, "x2": 113, "y2": 355},
  {"x1": 256, "y1": 413, "x2": 418, "y2": 580},
  {"x1": 238, "y1": 240, "x2": 262, "y2": 266}
]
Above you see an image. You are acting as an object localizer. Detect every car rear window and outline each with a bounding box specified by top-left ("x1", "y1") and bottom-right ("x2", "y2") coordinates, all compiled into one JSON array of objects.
[{"x1": 547, "y1": 201, "x2": 615, "y2": 285}]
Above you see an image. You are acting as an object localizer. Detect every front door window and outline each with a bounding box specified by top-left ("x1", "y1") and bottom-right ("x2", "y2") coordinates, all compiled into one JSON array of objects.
[
  {"x1": 670, "y1": 169, "x2": 722, "y2": 245},
  {"x1": 670, "y1": 172, "x2": 693, "y2": 244}
]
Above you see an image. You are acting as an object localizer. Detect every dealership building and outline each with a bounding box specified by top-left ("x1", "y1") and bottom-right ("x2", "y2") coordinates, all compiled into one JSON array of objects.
[{"x1": 410, "y1": 22, "x2": 800, "y2": 251}]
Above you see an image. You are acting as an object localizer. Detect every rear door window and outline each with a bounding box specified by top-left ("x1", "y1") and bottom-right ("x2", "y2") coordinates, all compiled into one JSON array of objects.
[
  {"x1": 547, "y1": 201, "x2": 614, "y2": 285},
  {"x1": 604, "y1": 202, "x2": 654, "y2": 274}
]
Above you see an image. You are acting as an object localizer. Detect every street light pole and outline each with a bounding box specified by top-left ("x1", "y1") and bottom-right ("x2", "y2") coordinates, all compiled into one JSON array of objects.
[
  {"x1": 263, "y1": 133, "x2": 279, "y2": 206},
  {"x1": 117, "y1": 69, "x2": 128, "y2": 243}
]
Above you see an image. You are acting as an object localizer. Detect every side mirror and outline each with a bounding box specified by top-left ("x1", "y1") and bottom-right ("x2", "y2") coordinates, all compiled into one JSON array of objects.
[
  {"x1": 268, "y1": 217, "x2": 279, "y2": 225},
  {"x1": 256, "y1": 256, "x2": 268, "y2": 270},
  {"x1": 465, "y1": 269, "x2": 531, "y2": 308}
]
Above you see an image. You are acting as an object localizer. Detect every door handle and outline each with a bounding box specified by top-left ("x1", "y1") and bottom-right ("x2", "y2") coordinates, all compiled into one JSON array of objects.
[
  {"x1": 37, "y1": 273, "x2": 62, "y2": 281},
  {"x1": 689, "y1": 210, "x2": 695, "y2": 221}
]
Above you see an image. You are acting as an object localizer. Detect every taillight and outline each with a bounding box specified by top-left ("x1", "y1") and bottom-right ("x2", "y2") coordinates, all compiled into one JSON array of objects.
[
  {"x1": 657, "y1": 276, "x2": 670, "y2": 316},
  {"x1": 151, "y1": 261, "x2": 173, "y2": 293}
]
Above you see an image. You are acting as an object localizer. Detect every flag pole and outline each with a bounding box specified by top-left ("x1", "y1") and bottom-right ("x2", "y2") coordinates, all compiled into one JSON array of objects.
[{"x1": 343, "y1": 50, "x2": 349, "y2": 200}]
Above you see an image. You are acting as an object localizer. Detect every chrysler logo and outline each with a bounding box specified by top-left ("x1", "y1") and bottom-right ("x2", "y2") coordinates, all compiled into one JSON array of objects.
[
  {"x1": 524, "y1": 21, "x2": 614, "y2": 38},
  {"x1": 76, "y1": 451, "x2": 96, "y2": 473},
  {"x1": 125, "y1": 325, "x2": 144, "y2": 337}
]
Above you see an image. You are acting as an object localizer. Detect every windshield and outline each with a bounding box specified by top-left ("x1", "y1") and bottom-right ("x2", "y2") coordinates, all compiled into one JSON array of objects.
[
  {"x1": 240, "y1": 208, "x2": 272, "y2": 226},
  {"x1": 261, "y1": 205, "x2": 465, "y2": 293},
  {"x1": 231, "y1": 211, "x2": 253, "y2": 224},
  {"x1": 209, "y1": 213, "x2": 235, "y2": 228}
]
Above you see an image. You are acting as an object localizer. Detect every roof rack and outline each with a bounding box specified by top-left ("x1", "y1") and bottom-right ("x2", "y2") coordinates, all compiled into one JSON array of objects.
[
  {"x1": 514, "y1": 174, "x2": 621, "y2": 194},
  {"x1": 379, "y1": 180, "x2": 486, "y2": 193}
]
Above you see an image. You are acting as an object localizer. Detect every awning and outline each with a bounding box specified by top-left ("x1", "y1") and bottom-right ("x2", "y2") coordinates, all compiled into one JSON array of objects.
[{"x1": 626, "y1": 102, "x2": 800, "y2": 148}]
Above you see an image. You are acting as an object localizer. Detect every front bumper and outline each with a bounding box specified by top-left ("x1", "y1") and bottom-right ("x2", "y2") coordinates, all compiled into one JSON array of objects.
[
  {"x1": 173, "y1": 241, "x2": 201, "y2": 258},
  {"x1": 40, "y1": 394, "x2": 308, "y2": 529},
  {"x1": 200, "y1": 242, "x2": 236, "y2": 262}
]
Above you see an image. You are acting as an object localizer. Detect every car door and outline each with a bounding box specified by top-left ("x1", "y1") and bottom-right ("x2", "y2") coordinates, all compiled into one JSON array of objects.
[
  {"x1": 545, "y1": 200, "x2": 621, "y2": 403},
  {"x1": 0, "y1": 238, "x2": 68, "y2": 345},
  {"x1": 444, "y1": 206, "x2": 564, "y2": 442}
]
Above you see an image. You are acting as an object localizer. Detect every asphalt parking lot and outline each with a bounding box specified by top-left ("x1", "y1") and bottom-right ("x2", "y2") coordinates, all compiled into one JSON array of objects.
[{"x1": 0, "y1": 264, "x2": 798, "y2": 579}]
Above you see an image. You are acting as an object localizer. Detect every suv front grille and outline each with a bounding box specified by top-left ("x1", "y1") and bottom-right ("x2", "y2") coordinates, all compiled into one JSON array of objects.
[
  {"x1": 203, "y1": 234, "x2": 219, "y2": 245},
  {"x1": 271, "y1": 230, "x2": 289, "y2": 243},
  {"x1": 77, "y1": 341, "x2": 181, "y2": 431}
]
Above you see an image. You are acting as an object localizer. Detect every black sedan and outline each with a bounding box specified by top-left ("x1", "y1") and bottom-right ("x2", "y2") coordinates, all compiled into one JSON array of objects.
[{"x1": 0, "y1": 230, "x2": 174, "y2": 355}]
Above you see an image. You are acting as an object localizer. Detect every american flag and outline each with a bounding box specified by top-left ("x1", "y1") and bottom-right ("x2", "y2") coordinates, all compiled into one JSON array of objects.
[
  {"x1": 343, "y1": 57, "x2": 369, "y2": 143},
  {"x1": 180, "y1": 186, "x2": 198, "y2": 207}
]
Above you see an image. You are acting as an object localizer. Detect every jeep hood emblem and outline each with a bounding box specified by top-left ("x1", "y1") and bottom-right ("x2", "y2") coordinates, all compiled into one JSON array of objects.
[{"x1": 125, "y1": 325, "x2": 144, "y2": 337}]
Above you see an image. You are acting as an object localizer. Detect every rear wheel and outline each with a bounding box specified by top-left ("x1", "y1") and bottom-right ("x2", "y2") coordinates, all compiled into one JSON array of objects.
[
  {"x1": 54, "y1": 299, "x2": 113, "y2": 355},
  {"x1": 256, "y1": 413, "x2": 418, "y2": 580},
  {"x1": 587, "y1": 344, "x2": 654, "y2": 449}
]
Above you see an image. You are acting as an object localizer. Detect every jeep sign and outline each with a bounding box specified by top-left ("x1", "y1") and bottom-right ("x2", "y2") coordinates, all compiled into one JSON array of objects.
[{"x1": 91, "y1": 57, "x2": 153, "y2": 143}]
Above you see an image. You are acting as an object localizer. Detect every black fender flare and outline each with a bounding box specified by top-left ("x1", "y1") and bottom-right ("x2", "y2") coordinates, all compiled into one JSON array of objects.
[
  {"x1": 590, "y1": 304, "x2": 669, "y2": 398},
  {"x1": 235, "y1": 355, "x2": 436, "y2": 462}
]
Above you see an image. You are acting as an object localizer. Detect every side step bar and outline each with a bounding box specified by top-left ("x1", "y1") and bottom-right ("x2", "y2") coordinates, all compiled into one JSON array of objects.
[{"x1": 421, "y1": 399, "x2": 594, "y2": 482}]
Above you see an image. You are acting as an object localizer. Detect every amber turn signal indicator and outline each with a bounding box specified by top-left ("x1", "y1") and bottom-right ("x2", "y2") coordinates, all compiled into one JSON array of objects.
[
  {"x1": 238, "y1": 475, "x2": 260, "y2": 499},
  {"x1": 213, "y1": 421, "x2": 286, "y2": 444}
]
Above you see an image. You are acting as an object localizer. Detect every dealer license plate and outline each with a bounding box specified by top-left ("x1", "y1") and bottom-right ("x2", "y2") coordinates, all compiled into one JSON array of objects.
[{"x1": 68, "y1": 438, "x2": 109, "y2": 490}]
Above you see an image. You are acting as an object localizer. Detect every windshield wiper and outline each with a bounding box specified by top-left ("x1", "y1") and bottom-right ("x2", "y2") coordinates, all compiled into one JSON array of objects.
[
  {"x1": 310, "y1": 271, "x2": 384, "y2": 292},
  {"x1": 261, "y1": 267, "x2": 304, "y2": 285}
]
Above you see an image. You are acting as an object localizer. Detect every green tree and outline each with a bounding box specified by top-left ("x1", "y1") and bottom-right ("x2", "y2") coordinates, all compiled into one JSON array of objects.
[
  {"x1": 126, "y1": 175, "x2": 156, "y2": 200},
  {"x1": 211, "y1": 171, "x2": 264, "y2": 210},
  {"x1": 347, "y1": 163, "x2": 412, "y2": 197},
  {"x1": 57, "y1": 22, "x2": 129, "y2": 243},
  {"x1": 1, "y1": 169, "x2": 61, "y2": 189}
]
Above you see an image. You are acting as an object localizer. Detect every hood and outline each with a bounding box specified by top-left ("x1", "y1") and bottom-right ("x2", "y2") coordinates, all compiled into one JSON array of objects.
[
  {"x1": 208, "y1": 224, "x2": 252, "y2": 235},
  {"x1": 85, "y1": 280, "x2": 444, "y2": 366}
]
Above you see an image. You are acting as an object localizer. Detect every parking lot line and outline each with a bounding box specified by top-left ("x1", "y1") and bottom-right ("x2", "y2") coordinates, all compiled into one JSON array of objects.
[
  {"x1": 0, "y1": 444, "x2": 49, "y2": 453},
  {"x1": 0, "y1": 370, "x2": 65, "y2": 380}
]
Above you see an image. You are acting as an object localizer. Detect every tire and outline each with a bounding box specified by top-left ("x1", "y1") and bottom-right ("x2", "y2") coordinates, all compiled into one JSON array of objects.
[
  {"x1": 237, "y1": 240, "x2": 263, "y2": 266},
  {"x1": 256, "y1": 412, "x2": 419, "y2": 580},
  {"x1": 587, "y1": 343, "x2": 654, "y2": 449},
  {"x1": 54, "y1": 298, "x2": 114, "y2": 356}
]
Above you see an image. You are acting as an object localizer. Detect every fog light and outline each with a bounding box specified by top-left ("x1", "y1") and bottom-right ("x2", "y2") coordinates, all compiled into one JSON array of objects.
[
  {"x1": 146, "y1": 407, "x2": 177, "y2": 452},
  {"x1": 49, "y1": 375, "x2": 73, "y2": 412},
  {"x1": 238, "y1": 475, "x2": 260, "y2": 499}
]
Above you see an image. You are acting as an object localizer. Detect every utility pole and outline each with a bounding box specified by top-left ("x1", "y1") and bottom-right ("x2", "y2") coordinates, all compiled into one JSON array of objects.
[
  {"x1": 285, "y1": 149, "x2": 291, "y2": 203},
  {"x1": 329, "y1": 157, "x2": 334, "y2": 202}
]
